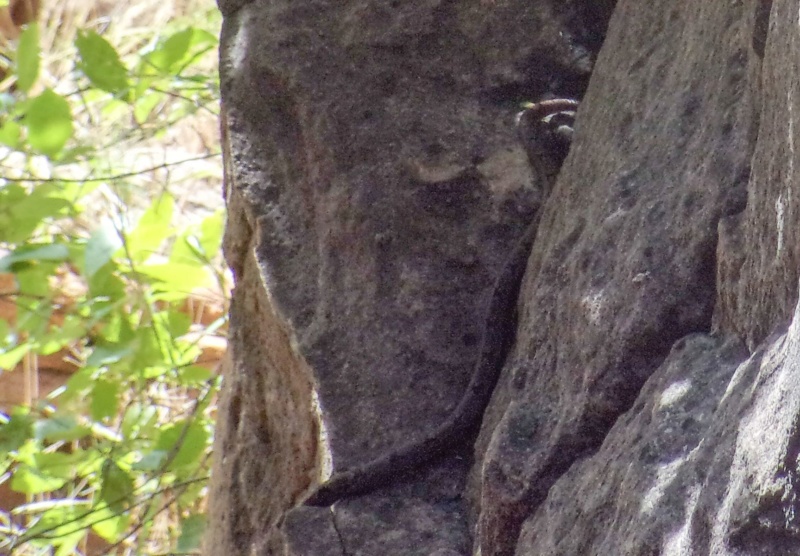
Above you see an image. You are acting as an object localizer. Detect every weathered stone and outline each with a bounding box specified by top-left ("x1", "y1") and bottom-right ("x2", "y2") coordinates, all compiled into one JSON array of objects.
[
  {"x1": 287, "y1": 495, "x2": 471, "y2": 556},
  {"x1": 715, "y1": 0, "x2": 800, "y2": 349},
  {"x1": 498, "y1": 1, "x2": 800, "y2": 553},
  {"x1": 515, "y1": 333, "x2": 747, "y2": 554},
  {"x1": 211, "y1": 1, "x2": 608, "y2": 554},
  {"x1": 474, "y1": 1, "x2": 757, "y2": 552},
  {"x1": 208, "y1": 0, "x2": 800, "y2": 554},
  {"x1": 516, "y1": 313, "x2": 800, "y2": 555}
]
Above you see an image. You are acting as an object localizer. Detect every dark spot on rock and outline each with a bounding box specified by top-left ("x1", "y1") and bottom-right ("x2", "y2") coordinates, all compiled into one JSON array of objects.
[
  {"x1": 378, "y1": 73, "x2": 398, "y2": 96},
  {"x1": 682, "y1": 191, "x2": 702, "y2": 216},
  {"x1": 424, "y1": 142, "x2": 445, "y2": 157},
  {"x1": 647, "y1": 201, "x2": 666, "y2": 224},
  {"x1": 510, "y1": 363, "x2": 528, "y2": 391},
  {"x1": 228, "y1": 392, "x2": 241, "y2": 431},
  {"x1": 462, "y1": 332, "x2": 479, "y2": 347},
  {"x1": 619, "y1": 110, "x2": 635, "y2": 137},
  {"x1": 682, "y1": 94, "x2": 702, "y2": 121},
  {"x1": 414, "y1": 171, "x2": 483, "y2": 218},
  {"x1": 579, "y1": 252, "x2": 592, "y2": 272},
  {"x1": 507, "y1": 410, "x2": 541, "y2": 448},
  {"x1": 727, "y1": 49, "x2": 748, "y2": 81},
  {"x1": 256, "y1": 405, "x2": 271, "y2": 444},
  {"x1": 470, "y1": 145, "x2": 487, "y2": 165},
  {"x1": 721, "y1": 121, "x2": 734, "y2": 137},
  {"x1": 752, "y1": 0, "x2": 772, "y2": 58}
]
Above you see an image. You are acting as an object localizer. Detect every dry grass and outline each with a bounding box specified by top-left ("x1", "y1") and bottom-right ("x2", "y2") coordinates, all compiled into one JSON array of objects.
[
  {"x1": 39, "y1": 0, "x2": 215, "y2": 76},
  {"x1": 35, "y1": 0, "x2": 223, "y2": 227}
]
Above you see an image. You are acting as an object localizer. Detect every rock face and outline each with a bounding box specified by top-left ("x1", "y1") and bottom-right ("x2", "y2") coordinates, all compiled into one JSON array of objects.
[{"x1": 207, "y1": 0, "x2": 800, "y2": 554}]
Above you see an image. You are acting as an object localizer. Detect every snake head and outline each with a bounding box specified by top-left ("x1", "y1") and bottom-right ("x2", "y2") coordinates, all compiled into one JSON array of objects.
[{"x1": 515, "y1": 98, "x2": 579, "y2": 184}]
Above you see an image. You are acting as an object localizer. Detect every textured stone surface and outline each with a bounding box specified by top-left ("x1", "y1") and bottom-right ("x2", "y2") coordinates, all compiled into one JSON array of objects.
[
  {"x1": 488, "y1": 0, "x2": 800, "y2": 554},
  {"x1": 472, "y1": 1, "x2": 758, "y2": 553},
  {"x1": 515, "y1": 320, "x2": 800, "y2": 555},
  {"x1": 210, "y1": 1, "x2": 608, "y2": 554},
  {"x1": 715, "y1": 0, "x2": 799, "y2": 349},
  {"x1": 208, "y1": 0, "x2": 800, "y2": 554},
  {"x1": 507, "y1": 0, "x2": 800, "y2": 553},
  {"x1": 515, "y1": 334, "x2": 747, "y2": 555}
]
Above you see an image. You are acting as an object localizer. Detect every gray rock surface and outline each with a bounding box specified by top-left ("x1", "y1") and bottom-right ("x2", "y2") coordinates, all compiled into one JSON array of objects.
[
  {"x1": 207, "y1": 0, "x2": 800, "y2": 554},
  {"x1": 473, "y1": 1, "x2": 758, "y2": 553}
]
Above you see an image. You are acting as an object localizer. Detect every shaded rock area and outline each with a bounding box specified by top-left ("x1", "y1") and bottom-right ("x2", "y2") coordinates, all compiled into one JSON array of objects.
[
  {"x1": 507, "y1": 0, "x2": 800, "y2": 554},
  {"x1": 473, "y1": 1, "x2": 759, "y2": 552},
  {"x1": 207, "y1": 0, "x2": 800, "y2": 554}
]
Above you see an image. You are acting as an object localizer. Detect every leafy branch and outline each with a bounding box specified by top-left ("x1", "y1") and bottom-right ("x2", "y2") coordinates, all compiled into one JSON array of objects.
[{"x1": 0, "y1": 4, "x2": 224, "y2": 555}]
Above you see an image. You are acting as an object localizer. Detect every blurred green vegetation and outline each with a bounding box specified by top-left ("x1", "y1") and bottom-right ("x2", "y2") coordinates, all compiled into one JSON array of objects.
[{"x1": 0, "y1": 4, "x2": 225, "y2": 555}]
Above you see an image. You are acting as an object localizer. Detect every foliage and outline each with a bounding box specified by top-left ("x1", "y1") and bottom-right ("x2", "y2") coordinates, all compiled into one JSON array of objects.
[{"x1": 0, "y1": 7, "x2": 224, "y2": 556}]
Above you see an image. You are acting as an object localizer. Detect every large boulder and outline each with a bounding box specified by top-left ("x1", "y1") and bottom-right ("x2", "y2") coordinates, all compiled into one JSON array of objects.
[{"x1": 207, "y1": 0, "x2": 800, "y2": 554}]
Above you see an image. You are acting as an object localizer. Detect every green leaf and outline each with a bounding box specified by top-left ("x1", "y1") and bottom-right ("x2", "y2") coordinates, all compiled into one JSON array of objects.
[
  {"x1": 156, "y1": 420, "x2": 208, "y2": 469},
  {"x1": 85, "y1": 220, "x2": 122, "y2": 278},
  {"x1": 100, "y1": 459, "x2": 134, "y2": 513},
  {"x1": 23, "y1": 504, "x2": 91, "y2": 548},
  {"x1": 75, "y1": 30, "x2": 129, "y2": 94},
  {"x1": 169, "y1": 234, "x2": 204, "y2": 267},
  {"x1": 131, "y1": 449, "x2": 167, "y2": 471},
  {"x1": 86, "y1": 342, "x2": 132, "y2": 367},
  {"x1": 98, "y1": 94, "x2": 129, "y2": 116},
  {"x1": 17, "y1": 188, "x2": 73, "y2": 217},
  {"x1": 16, "y1": 301, "x2": 52, "y2": 339},
  {"x1": 126, "y1": 194, "x2": 174, "y2": 262},
  {"x1": 11, "y1": 464, "x2": 66, "y2": 494},
  {"x1": 170, "y1": 210, "x2": 224, "y2": 266},
  {"x1": 177, "y1": 513, "x2": 206, "y2": 552},
  {"x1": 199, "y1": 209, "x2": 225, "y2": 256},
  {"x1": 91, "y1": 505, "x2": 130, "y2": 542},
  {"x1": 0, "y1": 343, "x2": 31, "y2": 370},
  {"x1": 0, "y1": 185, "x2": 23, "y2": 240},
  {"x1": 33, "y1": 415, "x2": 90, "y2": 442},
  {"x1": 164, "y1": 309, "x2": 191, "y2": 337},
  {"x1": 22, "y1": 243, "x2": 71, "y2": 262},
  {"x1": 136, "y1": 262, "x2": 210, "y2": 292},
  {"x1": 0, "y1": 119, "x2": 21, "y2": 148},
  {"x1": 38, "y1": 315, "x2": 86, "y2": 355},
  {"x1": 0, "y1": 409, "x2": 33, "y2": 453},
  {"x1": 24, "y1": 89, "x2": 73, "y2": 157},
  {"x1": 90, "y1": 379, "x2": 119, "y2": 421},
  {"x1": 15, "y1": 265, "x2": 52, "y2": 297},
  {"x1": 0, "y1": 243, "x2": 69, "y2": 271},
  {"x1": 147, "y1": 28, "x2": 192, "y2": 73},
  {"x1": 54, "y1": 533, "x2": 86, "y2": 556},
  {"x1": 95, "y1": 308, "x2": 135, "y2": 344},
  {"x1": 33, "y1": 451, "x2": 81, "y2": 480},
  {"x1": 121, "y1": 402, "x2": 159, "y2": 439},
  {"x1": 177, "y1": 364, "x2": 212, "y2": 385},
  {"x1": 133, "y1": 91, "x2": 165, "y2": 124},
  {"x1": 16, "y1": 23, "x2": 40, "y2": 92},
  {"x1": 0, "y1": 194, "x2": 72, "y2": 243},
  {"x1": 60, "y1": 367, "x2": 94, "y2": 403},
  {"x1": 144, "y1": 27, "x2": 217, "y2": 75},
  {"x1": 0, "y1": 183, "x2": 26, "y2": 203},
  {"x1": 129, "y1": 326, "x2": 166, "y2": 370},
  {"x1": 88, "y1": 263, "x2": 126, "y2": 301}
]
